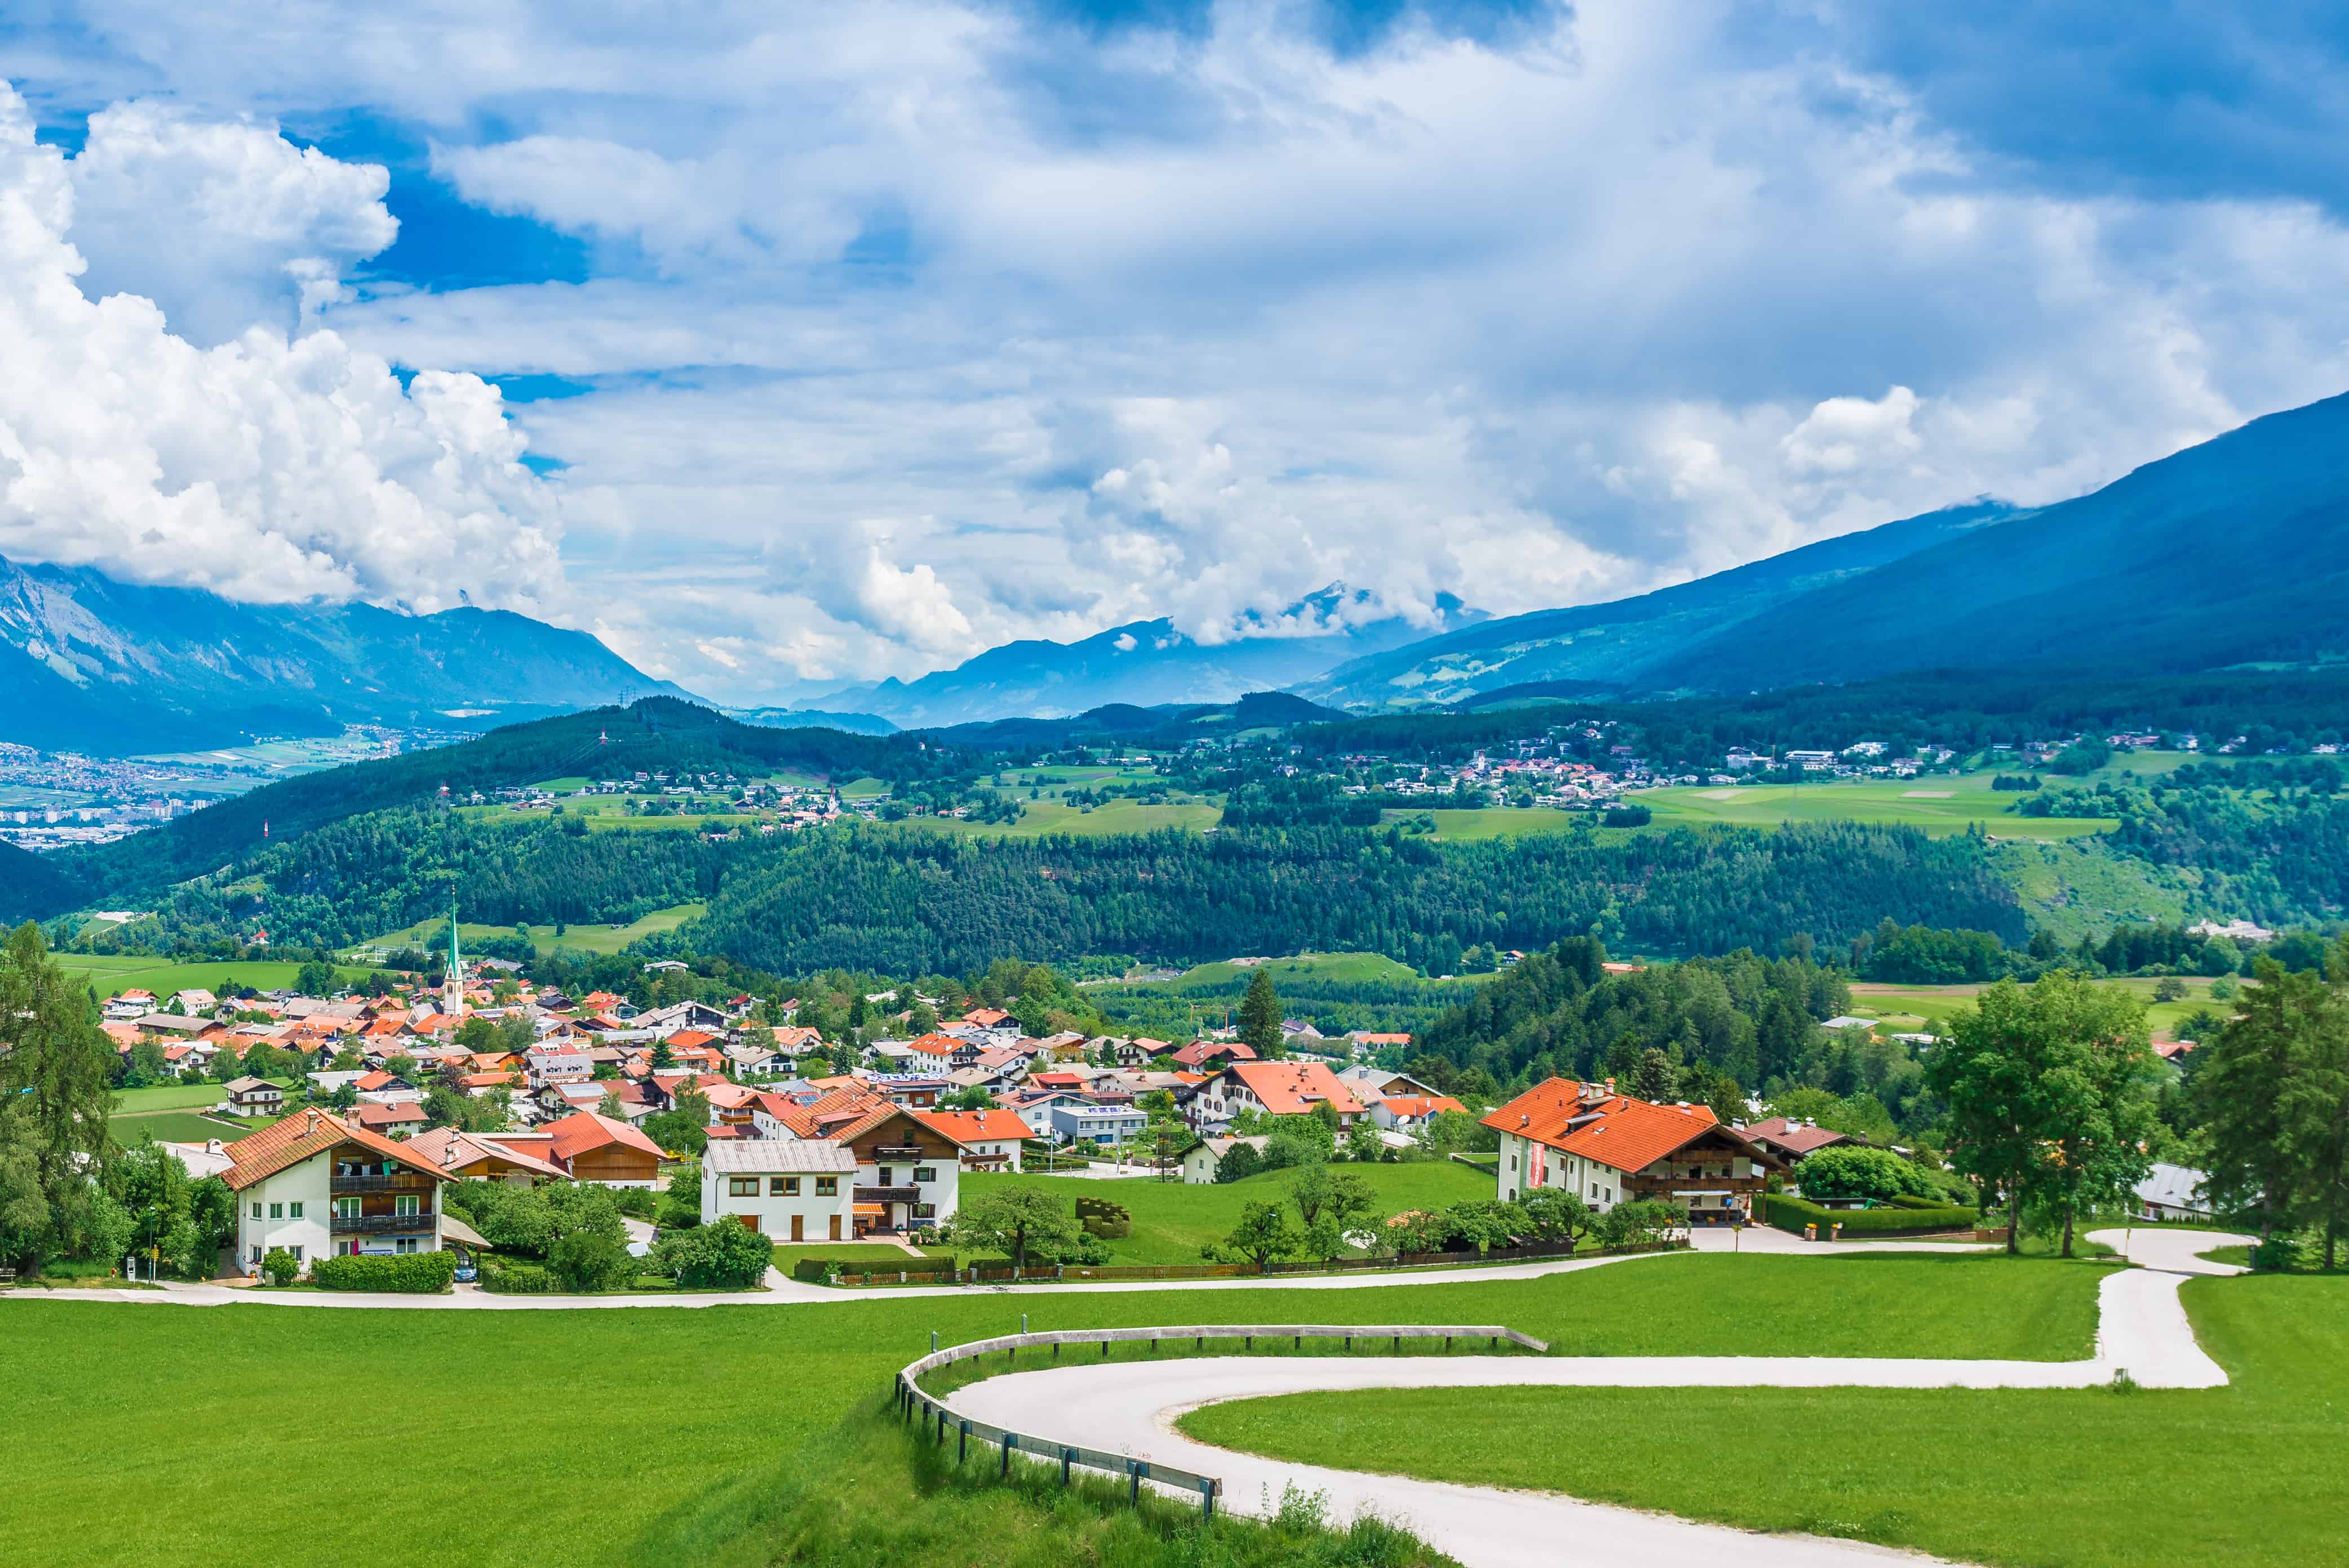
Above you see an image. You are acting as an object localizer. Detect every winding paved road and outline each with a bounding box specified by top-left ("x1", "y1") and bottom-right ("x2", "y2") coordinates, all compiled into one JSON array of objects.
[{"x1": 941, "y1": 1230, "x2": 2252, "y2": 1568}]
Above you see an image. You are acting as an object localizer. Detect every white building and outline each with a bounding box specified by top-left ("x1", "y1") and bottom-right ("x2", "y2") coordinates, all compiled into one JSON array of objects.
[
  {"x1": 700, "y1": 1140, "x2": 858, "y2": 1242},
  {"x1": 1045, "y1": 1102, "x2": 1146, "y2": 1147},
  {"x1": 219, "y1": 1109, "x2": 452, "y2": 1277}
]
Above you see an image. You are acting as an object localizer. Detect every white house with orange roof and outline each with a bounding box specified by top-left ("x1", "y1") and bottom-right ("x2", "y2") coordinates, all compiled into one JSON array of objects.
[
  {"x1": 1483, "y1": 1077, "x2": 1782, "y2": 1225},
  {"x1": 218, "y1": 1109, "x2": 455, "y2": 1275},
  {"x1": 1185, "y1": 1060, "x2": 1366, "y2": 1133}
]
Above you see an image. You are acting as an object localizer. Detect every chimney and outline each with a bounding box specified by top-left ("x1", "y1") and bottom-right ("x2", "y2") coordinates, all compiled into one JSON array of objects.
[{"x1": 1605, "y1": 1077, "x2": 1616, "y2": 1097}]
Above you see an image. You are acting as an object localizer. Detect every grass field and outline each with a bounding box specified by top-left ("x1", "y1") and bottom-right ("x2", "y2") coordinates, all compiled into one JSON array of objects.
[
  {"x1": 1628, "y1": 773, "x2": 2120, "y2": 840},
  {"x1": 0, "y1": 1250, "x2": 2104, "y2": 1567},
  {"x1": 963, "y1": 1163, "x2": 1499, "y2": 1266},
  {"x1": 112, "y1": 1109, "x2": 271, "y2": 1144},
  {"x1": 52, "y1": 955, "x2": 373, "y2": 1001},
  {"x1": 769, "y1": 1242, "x2": 956, "y2": 1270},
  {"x1": 903, "y1": 798, "x2": 1224, "y2": 838},
  {"x1": 1181, "y1": 1272, "x2": 2343, "y2": 1568},
  {"x1": 1848, "y1": 973, "x2": 2235, "y2": 1038},
  {"x1": 1377, "y1": 806, "x2": 1586, "y2": 841},
  {"x1": 358, "y1": 903, "x2": 704, "y2": 959}
]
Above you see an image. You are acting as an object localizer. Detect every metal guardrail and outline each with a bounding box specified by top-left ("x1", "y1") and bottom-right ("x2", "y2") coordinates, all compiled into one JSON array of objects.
[{"x1": 891, "y1": 1322, "x2": 1549, "y2": 1520}]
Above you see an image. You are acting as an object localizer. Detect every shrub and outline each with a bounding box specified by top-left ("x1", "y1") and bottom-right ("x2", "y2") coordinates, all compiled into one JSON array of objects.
[
  {"x1": 654, "y1": 1220, "x2": 774, "y2": 1288},
  {"x1": 262, "y1": 1247, "x2": 302, "y2": 1287},
  {"x1": 310, "y1": 1250, "x2": 458, "y2": 1292},
  {"x1": 480, "y1": 1259, "x2": 561, "y2": 1294},
  {"x1": 1602, "y1": 803, "x2": 1652, "y2": 827},
  {"x1": 548, "y1": 1229, "x2": 636, "y2": 1293},
  {"x1": 1792, "y1": 1146, "x2": 1932, "y2": 1204},
  {"x1": 1761, "y1": 1192, "x2": 1976, "y2": 1237},
  {"x1": 2249, "y1": 1234, "x2": 2305, "y2": 1273}
]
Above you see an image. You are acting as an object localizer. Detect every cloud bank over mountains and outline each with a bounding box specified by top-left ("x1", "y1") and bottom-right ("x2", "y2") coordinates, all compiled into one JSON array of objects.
[{"x1": 7, "y1": 2, "x2": 2349, "y2": 703}]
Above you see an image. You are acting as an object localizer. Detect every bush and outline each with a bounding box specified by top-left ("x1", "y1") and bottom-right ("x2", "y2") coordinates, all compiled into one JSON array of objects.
[
  {"x1": 2249, "y1": 1234, "x2": 2305, "y2": 1273},
  {"x1": 262, "y1": 1247, "x2": 302, "y2": 1287},
  {"x1": 548, "y1": 1228, "x2": 636, "y2": 1292},
  {"x1": 310, "y1": 1250, "x2": 458, "y2": 1292},
  {"x1": 1602, "y1": 803, "x2": 1652, "y2": 827},
  {"x1": 653, "y1": 1220, "x2": 774, "y2": 1288},
  {"x1": 1792, "y1": 1146, "x2": 1932, "y2": 1204},
  {"x1": 1761, "y1": 1192, "x2": 1976, "y2": 1237},
  {"x1": 480, "y1": 1259, "x2": 561, "y2": 1294}
]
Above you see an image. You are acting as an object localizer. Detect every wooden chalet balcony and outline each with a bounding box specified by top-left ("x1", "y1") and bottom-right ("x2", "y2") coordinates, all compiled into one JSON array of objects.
[
  {"x1": 855, "y1": 1185, "x2": 919, "y2": 1204},
  {"x1": 330, "y1": 1212, "x2": 435, "y2": 1235},
  {"x1": 331, "y1": 1173, "x2": 436, "y2": 1194}
]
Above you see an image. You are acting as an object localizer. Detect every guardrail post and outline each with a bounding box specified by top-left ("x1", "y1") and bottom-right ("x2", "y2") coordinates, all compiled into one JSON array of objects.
[
  {"x1": 1129, "y1": 1459, "x2": 1144, "y2": 1506},
  {"x1": 959, "y1": 1419, "x2": 969, "y2": 1464},
  {"x1": 1101, "y1": 1336, "x2": 1110, "y2": 1358},
  {"x1": 1202, "y1": 1477, "x2": 1217, "y2": 1523},
  {"x1": 1001, "y1": 1433, "x2": 1014, "y2": 1477},
  {"x1": 1061, "y1": 1446, "x2": 1074, "y2": 1486}
]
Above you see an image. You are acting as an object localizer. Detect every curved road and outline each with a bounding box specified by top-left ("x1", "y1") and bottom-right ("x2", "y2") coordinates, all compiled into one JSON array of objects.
[{"x1": 945, "y1": 1231, "x2": 2252, "y2": 1568}]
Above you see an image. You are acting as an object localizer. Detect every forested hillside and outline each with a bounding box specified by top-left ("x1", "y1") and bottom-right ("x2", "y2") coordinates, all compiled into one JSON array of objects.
[
  {"x1": 1415, "y1": 938, "x2": 1861, "y2": 1100},
  {"x1": 35, "y1": 698, "x2": 959, "y2": 913},
  {"x1": 686, "y1": 820, "x2": 2022, "y2": 975},
  {"x1": 78, "y1": 813, "x2": 2022, "y2": 975}
]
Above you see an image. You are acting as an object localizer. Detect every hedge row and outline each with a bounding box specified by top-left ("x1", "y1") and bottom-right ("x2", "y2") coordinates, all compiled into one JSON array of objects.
[
  {"x1": 310, "y1": 1251, "x2": 458, "y2": 1292},
  {"x1": 1762, "y1": 1193, "x2": 1978, "y2": 1237}
]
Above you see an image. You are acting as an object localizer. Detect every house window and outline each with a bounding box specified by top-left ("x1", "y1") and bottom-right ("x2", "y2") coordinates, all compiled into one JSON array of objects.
[
  {"x1": 250, "y1": 1202, "x2": 263, "y2": 1220},
  {"x1": 874, "y1": 1167, "x2": 893, "y2": 1185},
  {"x1": 288, "y1": 1202, "x2": 304, "y2": 1219},
  {"x1": 394, "y1": 1237, "x2": 418, "y2": 1254},
  {"x1": 913, "y1": 1167, "x2": 937, "y2": 1184},
  {"x1": 914, "y1": 1203, "x2": 936, "y2": 1220},
  {"x1": 269, "y1": 1202, "x2": 283, "y2": 1219},
  {"x1": 395, "y1": 1194, "x2": 420, "y2": 1217},
  {"x1": 728, "y1": 1177, "x2": 759, "y2": 1197},
  {"x1": 773, "y1": 1177, "x2": 799, "y2": 1196},
  {"x1": 249, "y1": 1245, "x2": 262, "y2": 1263},
  {"x1": 335, "y1": 1198, "x2": 360, "y2": 1220},
  {"x1": 289, "y1": 1246, "x2": 303, "y2": 1263},
  {"x1": 815, "y1": 1176, "x2": 839, "y2": 1196}
]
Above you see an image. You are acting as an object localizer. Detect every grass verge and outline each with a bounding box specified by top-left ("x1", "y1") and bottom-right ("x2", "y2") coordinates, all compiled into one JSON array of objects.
[{"x1": 1178, "y1": 1273, "x2": 2346, "y2": 1568}]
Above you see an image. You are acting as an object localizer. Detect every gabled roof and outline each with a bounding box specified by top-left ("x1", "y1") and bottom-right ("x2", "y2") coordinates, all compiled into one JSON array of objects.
[
  {"x1": 541, "y1": 1110, "x2": 666, "y2": 1166},
  {"x1": 1218, "y1": 1061, "x2": 1365, "y2": 1117},
  {"x1": 219, "y1": 1109, "x2": 453, "y2": 1191},
  {"x1": 1380, "y1": 1095, "x2": 1466, "y2": 1119},
  {"x1": 402, "y1": 1127, "x2": 569, "y2": 1180},
  {"x1": 1739, "y1": 1117, "x2": 1855, "y2": 1157},
  {"x1": 1172, "y1": 1039, "x2": 1257, "y2": 1068},
  {"x1": 1483, "y1": 1078, "x2": 1775, "y2": 1176},
  {"x1": 703, "y1": 1140, "x2": 858, "y2": 1175}
]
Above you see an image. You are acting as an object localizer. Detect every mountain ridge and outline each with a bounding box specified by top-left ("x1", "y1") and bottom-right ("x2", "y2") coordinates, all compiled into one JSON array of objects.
[{"x1": 0, "y1": 556, "x2": 691, "y2": 754}]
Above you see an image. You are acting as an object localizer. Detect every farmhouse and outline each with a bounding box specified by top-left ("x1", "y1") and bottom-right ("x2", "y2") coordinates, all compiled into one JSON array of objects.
[
  {"x1": 1186, "y1": 1060, "x2": 1366, "y2": 1132},
  {"x1": 1485, "y1": 1077, "x2": 1783, "y2": 1225},
  {"x1": 539, "y1": 1110, "x2": 667, "y2": 1188},
  {"x1": 916, "y1": 1108, "x2": 1036, "y2": 1171},
  {"x1": 221, "y1": 1077, "x2": 285, "y2": 1118}
]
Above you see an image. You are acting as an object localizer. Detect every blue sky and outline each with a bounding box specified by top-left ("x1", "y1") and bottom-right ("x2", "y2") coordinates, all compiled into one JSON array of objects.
[{"x1": 4, "y1": 2, "x2": 2348, "y2": 704}]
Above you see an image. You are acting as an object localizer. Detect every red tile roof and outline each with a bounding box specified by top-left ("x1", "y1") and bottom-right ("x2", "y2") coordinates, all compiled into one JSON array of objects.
[
  {"x1": 1739, "y1": 1116, "x2": 1853, "y2": 1157},
  {"x1": 541, "y1": 1110, "x2": 666, "y2": 1167},
  {"x1": 1483, "y1": 1078, "x2": 1770, "y2": 1175},
  {"x1": 219, "y1": 1109, "x2": 452, "y2": 1191},
  {"x1": 1380, "y1": 1095, "x2": 1466, "y2": 1119},
  {"x1": 903, "y1": 1033, "x2": 963, "y2": 1057},
  {"x1": 1220, "y1": 1061, "x2": 1364, "y2": 1117},
  {"x1": 914, "y1": 1109, "x2": 1037, "y2": 1145}
]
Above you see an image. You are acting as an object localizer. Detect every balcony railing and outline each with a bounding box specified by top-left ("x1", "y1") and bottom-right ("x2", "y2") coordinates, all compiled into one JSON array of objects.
[
  {"x1": 856, "y1": 1185, "x2": 918, "y2": 1204},
  {"x1": 331, "y1": 1173, "x2": 436, "y2": 1193},
  {"x1": 871, "y1": 1146, "x2": 923, "y2": 1159},
  {"x1": 330, "y1": 1211, "x2": 435, "y2": 1235}
]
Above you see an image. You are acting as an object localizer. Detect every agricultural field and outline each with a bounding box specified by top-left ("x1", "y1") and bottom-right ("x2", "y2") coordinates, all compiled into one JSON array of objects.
[
  {"x1": 112, "y1": 1109, "x2": 273, "y2": 1145},
  {"x1": 1181, "y1": 1271, "x2": 2346, "y2": 1568},
  {"x1": 1378, "y1": 806, "x2": 1586, "y2": 841},
  {"x1": 906, "y1": 799, "x2": 1223, "y2": 838},
  {"x1": 1628, "y1": 773, "x2": 2119, "y2": 840},
  {"x1": 52, "y1": 955, "x2": 373, "y2": 1002},
  {"x1": 0, "y1": 1250, "x2": 2106, "y2": 1568},
  {"x1": 1847, "y1": 973, "x2": 2235, "y2": 1038},
  {"x1": 357, "y1": 903, "x2": 704, "y2": 959}
]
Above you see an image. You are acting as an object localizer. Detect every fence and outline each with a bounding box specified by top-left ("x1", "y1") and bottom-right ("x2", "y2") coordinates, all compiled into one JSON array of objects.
[
  {"x1": 892, "y1": 1322, "x2": 1550, "y2": 1520},
  {"x1": 817, "y1": 1236, "x2": 1682, "y2": 1287}
]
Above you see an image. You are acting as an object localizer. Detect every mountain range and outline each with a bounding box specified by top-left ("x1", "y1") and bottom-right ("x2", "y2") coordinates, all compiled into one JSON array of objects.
[
  {"x1": 802, "y1": 587, "x2": 1485, "y2": 729},
  {"x1": 1311, "y1": 390, "x2": 2349, "y2": 707},
  {"x1": 0, "y1": 558, "x2": 687, "y2": 755}
]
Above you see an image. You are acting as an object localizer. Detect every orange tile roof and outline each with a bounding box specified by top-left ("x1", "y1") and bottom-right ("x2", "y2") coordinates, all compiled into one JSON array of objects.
[
  {"x1": 1482, "y1": 1078, "x2": 1768, "y2": 1176},
  {"x1": 220, "y1": 1109, "x2": 453, "y2": 1191},
  {"x1": 540, "y1": 1110, "x2": 666, "y2": 1166},
  {"x1": 1380, "y1": 1095, "x2": 1466, "y2": 1118},
  {"x1": 667, "y1": 1029, "x2": 721, "y2": 1049},
  {"x1": 903, "y1": 1033, "x2": 962, "y2": 1057},
  {"x1": 914, "y1": 1109, "x2": 1036, "y2": 1145},
  {"x1": 1221, "y1": 1061, "x2": 1364, "y2": 1117}
]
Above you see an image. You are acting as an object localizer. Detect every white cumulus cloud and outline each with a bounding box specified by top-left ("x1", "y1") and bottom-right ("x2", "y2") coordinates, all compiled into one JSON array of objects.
[{"x1": 0, "y1": 82, "x2": 568, "y2": 613}]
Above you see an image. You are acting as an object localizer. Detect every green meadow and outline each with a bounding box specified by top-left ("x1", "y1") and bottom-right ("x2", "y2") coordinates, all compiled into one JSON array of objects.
[
  {"x1": 1628, "y1": 773, "x2": 2118, "y2": 840},
  {"x1": 358, "y1": 902, "x2": 704, "y2": 959},
  {"x1": 1182, "y1": 1270, "x2": 2345, "y2": 1568}
]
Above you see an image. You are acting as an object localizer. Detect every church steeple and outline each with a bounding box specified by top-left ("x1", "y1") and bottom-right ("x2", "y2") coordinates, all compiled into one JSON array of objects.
[{"x1": 445, "y1": 893, "x2": 466, "y2": 1021}]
